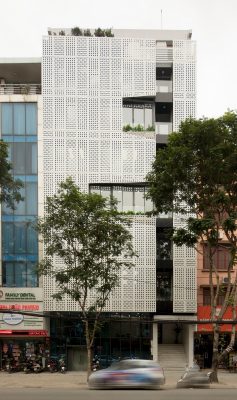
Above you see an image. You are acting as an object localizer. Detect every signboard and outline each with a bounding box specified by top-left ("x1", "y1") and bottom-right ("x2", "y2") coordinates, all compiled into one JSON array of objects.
[
  {"x1": 3, "y1": 314, "x2": 24, "y2": 325},
  {"x1": 0, "y1": 330, "x2": 48, "y2": 336},
  {"x1": 198, "y1": 306, "x2": 237, "y2": 332},
  {"x1": 0, "y1": 302, "x2": 44, "y2": 331},
  {"x1": 0, "y1": 288, "x2": 42, "y2": 302}
]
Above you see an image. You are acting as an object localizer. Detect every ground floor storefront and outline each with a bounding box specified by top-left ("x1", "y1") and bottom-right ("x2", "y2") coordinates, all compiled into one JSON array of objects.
[
  {"x1": 49, "y1": 313, "x2": 152, "y2": 371},
  {"x1": 196, "y1": 306, "x2": 237, "y2": 369},
  {"x1": 0, "y1": 335, "x2": 49, "y2": 370},
  {"x1": 194, "y1": 332, "x2": 237, "y2": 370}
]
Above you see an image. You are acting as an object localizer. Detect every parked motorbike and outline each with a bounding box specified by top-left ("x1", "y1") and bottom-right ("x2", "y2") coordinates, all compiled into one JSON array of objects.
[
  {"x1": 58, "y1": 357, "x2": 66, "y2": 373},
  {"x1": 5, "y1": 358, "x2": 22, "y2": 373},
  {"x1": 47, "y1": 358, "x2": 58, "y2": 373},
  {"x1": 91, "y1": 356, "x2": 100, "y2": 372},
  {"x1": 177, "y1": 363, "x2": 212, "y2": 388},
  {"x1": 23, "y1": 359, "x2": 35, "y2": 374}
]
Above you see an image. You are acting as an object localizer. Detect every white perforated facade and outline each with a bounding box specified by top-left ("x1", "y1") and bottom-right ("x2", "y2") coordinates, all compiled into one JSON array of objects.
[
  {"x1": 173, "y1": 40, "x2": 196, "y2": 132},
  {"x1": 42, "y1": 29, "x2": 196, "y2": 314}
]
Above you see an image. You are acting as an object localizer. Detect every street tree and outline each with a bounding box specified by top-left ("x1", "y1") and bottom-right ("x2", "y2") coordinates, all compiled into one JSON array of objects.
[
  {"x1": 146, "y1": 111, "x2": 237, "y2": 381},
  {"x1": 0, "y1": 140, "x2": 23, "y2": 207},
  {"x1": 37, "y1": 178, "x2": 135, "y2": 378}
]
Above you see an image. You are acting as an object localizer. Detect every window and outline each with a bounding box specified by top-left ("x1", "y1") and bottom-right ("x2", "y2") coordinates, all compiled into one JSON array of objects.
[
  {"x1": 3, "y1": 262, "x2": 38, "y2": 287},
  {"x1": 122, "y1": 188, "x2": 133, "y2": 212},
  {"x1": 203, "y1": 245, "x2": 231, "y2": 270},
  {"x1": 12, "y1": 142, "x2": 37, "y2": 175},
  {"x1": 1, "y1": 104, "x2": 13, "y2": 134},
  {"x1": 203, "y1": 287, "x2": 227, "y2": 306},
  {"x1": 2, "y1": 222, "x2": 38, "y2": 255},
  {"x1": 14, "y1": 104, "x2": 25, "y2": 134},
  {"x1": 1, "y1": 103, "x2": 37, "y2": 136}
]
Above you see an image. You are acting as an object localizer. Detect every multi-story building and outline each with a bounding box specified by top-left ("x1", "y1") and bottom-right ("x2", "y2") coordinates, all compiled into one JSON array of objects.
[
  {"x1": 0, "y1": 58, "x2": 50, "y2": 369},
  {"x1": 196, "y1": 239, "x2": 237, "y2": 368},
  {"x1": 0, "y1": 28, "x2": 196, "y2": 370}
]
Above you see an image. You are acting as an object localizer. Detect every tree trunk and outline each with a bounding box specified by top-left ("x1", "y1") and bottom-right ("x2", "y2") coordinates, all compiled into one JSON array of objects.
[
  {"x1": 211, "y1": 323, "x2": 220, "y2": 383},
  {"x1": 84, "y1": 320, "x2": 93, "y2": 381}
]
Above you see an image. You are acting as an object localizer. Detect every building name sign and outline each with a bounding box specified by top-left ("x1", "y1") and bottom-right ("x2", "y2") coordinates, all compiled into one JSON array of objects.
[{"x1": 4, "y1": 293, "x2": 36, "y2": 301}]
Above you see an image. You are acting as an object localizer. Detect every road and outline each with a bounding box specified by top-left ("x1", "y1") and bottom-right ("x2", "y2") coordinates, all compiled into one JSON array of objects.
[{"x1": 1, "y1": 388, "x2": 237, "y2": 400}]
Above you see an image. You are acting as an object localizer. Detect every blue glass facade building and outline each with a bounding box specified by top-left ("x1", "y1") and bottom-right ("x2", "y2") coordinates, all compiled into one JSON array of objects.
[{"x1": 1, "y1": 103, "x2": 38, "y2": 287}]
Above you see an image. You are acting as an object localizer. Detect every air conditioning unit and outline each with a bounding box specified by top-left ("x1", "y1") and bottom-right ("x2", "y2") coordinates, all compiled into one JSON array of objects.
[{"x1": 222, "y1": 277, "x2": 229, "y2": 284}]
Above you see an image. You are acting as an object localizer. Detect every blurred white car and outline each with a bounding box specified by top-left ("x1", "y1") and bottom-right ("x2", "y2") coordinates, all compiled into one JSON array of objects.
[{"x1": 88, "y1": 359, "x2": 165, "y2": 389}]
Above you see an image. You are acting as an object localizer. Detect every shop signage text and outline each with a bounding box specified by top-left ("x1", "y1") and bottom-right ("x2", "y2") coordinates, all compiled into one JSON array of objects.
[
  {"x1": 0, "y1": 304, "x2": 40, "y2": 311},
  {"x1": 4, "y1": 293, "x2": 36, "y2": 301}
]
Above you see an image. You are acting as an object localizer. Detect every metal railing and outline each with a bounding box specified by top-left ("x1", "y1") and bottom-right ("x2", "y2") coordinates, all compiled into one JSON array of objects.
[
  {"x1": 0, "y1": 84, "x2": 41, "y2": 95},
  {"x1": 156, "y1": 47, "x2": 173, "y2": 63}
]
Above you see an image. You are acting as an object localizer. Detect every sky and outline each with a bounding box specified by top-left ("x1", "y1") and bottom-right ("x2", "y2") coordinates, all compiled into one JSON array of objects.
[{"x1": 1, "y1": 0, "x2": 237, "y2": 118}]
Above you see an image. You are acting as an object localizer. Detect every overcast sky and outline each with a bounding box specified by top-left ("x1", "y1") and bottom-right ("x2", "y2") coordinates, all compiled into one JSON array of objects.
[{"x1": 1, "y1": 0, "x2": 237, "y2": 118}]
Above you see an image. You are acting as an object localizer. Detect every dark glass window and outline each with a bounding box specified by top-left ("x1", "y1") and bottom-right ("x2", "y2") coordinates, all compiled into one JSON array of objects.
[
  {"x1": 203, "y1": 287, "x2": 227, "y2": 306},
  {"x1": 2, "y1": 222, "x2": 38, "y2": 255},
  {"x1": 13, "y1": 143, "x2": 26, "y2": 174},
  {"x1": 2, "y1": 223, "x2": 14, "y2": 254},
  {"x1": 3, "y1": 262, "x2": 38, "y2": 287},
  {"x1": 156, "y1": 67, "x2": 172, "y2": 81},
  {"x1": 203, "y1": 245, "x2": 231, "y2": 270}
]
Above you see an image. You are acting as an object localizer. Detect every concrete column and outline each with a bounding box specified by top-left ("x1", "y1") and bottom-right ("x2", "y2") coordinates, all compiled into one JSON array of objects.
[
  {"x1": 152, "y1": 322, "x2": 158, "y2": 362},
  {"x1": 187, "y1": 324, "x2": 195, "y2": 367}
]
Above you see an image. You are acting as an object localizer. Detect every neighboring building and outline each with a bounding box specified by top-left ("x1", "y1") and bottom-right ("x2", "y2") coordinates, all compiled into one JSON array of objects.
[
  {"x1": 0, "y1": 28, "x2": 196, "y2": 370},
  {"x1": 196, "y1": 240, "x2": 237, "y2": 368},
  {"x1": 0, "y1": 59, "x2": 49, "y2": 369}
]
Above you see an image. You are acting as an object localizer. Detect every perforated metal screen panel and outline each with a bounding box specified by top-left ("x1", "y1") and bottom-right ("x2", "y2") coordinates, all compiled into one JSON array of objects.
[
  {"x1": 173, "y1": 208, "x2": 197, "y2": 313},
  {"x1": 173, "y1": 40, "x2": 196, "y2": 132},
  {"x1": 42, "y1": 35, "x2": 157, "y2": 312}
]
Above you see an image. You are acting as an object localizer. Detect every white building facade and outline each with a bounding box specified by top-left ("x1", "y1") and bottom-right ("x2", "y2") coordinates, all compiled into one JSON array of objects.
[
  {"x1": 42, "y1": 28, "x2": 197, "y2": 367},
  {"x1": 0, "y1": 28, "x2": 196, "y2": 369}
]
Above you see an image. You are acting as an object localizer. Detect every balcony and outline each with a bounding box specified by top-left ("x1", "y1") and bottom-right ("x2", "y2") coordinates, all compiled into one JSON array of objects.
[{"x1": 0, "y1": 84, "x2": 41, "y2": 95}]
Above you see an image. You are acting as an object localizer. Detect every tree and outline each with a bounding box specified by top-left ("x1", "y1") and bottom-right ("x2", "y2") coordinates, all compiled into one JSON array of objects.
[
  {"x1": 94, "y1": 28, "x2": 105, "y2": 37},
  {"x1": 71, "y1": 27, "x2": 82, "y2": 36},
  {"x1": 0, "y1": 140, "x2": 23, "y2": 207},
  {"x1": 37, "y1": 178, "x2": 135, "y2": 378},
  {"x1": 146, "y1": 111, "x2": 237, "y2": 382}
]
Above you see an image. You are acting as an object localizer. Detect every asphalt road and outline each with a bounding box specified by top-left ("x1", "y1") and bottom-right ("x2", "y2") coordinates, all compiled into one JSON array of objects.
[{"x1": 1, "y1": 388, "x2": 237, "y2": 400}]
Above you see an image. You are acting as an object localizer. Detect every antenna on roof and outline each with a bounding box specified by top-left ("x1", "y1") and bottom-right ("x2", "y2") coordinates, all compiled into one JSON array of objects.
[{"x1": 161, "y1": 9, "x2": 163, "y2": 30}]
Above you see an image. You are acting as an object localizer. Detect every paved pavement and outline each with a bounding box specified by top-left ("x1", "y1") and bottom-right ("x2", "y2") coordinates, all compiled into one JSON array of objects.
[{"x1": 0, "y1": 369, "x2": 236, "y2": 389}]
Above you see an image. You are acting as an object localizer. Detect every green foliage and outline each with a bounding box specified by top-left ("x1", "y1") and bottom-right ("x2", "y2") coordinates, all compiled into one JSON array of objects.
[
  {"x1": 123, "y1": 124, "x2": 155, "y2": 132},
  {"x1": 146, "y1": 125, "x2": 155, "y2": 131},
  {"x1": 71, "y1": 27, "x2": 83, "y2": 36},
  {"x1": 93, "y1": 28, "x2": 114, "y2": 37},
  {"x1": 123, "y1": 124, "x2": 133, "y2": 132},
  {"x1": 146, "y1": 109, "x2": 237, "y2": 375},
  {"x1": 147, "y1": 111, "x2": 237, "y2": 229},
  {"x1": 104, "y1": 28, "x2": 114, "y2": 37},
  {"x1": 83, "y1": 29, "x2": 92, "y2": 37},
  {"x1": 59, "y1": 30, "x2": 65, "y2": 36},
  {"x1": 37, "y1": 177, "x2": 135, "y2": 309},
  {"x1": 94, "y1": 28, "x2": 105, "y2": 37},
  {"x1": 0, "y1": 140, "x2": 23, "y2": 208}
]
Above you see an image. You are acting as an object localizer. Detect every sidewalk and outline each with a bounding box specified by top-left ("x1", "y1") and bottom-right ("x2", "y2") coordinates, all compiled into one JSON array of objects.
[{"x1": 0, "y1": 370, "x2": 236, "y2": 389}]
